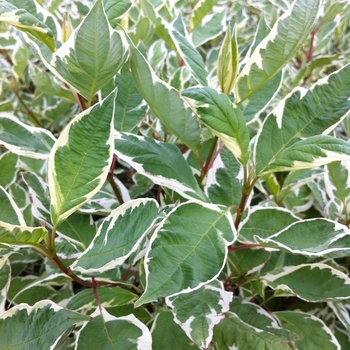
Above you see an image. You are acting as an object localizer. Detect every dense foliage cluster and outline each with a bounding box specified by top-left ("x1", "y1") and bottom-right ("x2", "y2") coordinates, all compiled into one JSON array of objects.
[{"x1": 1, "y1": 0, "x2": 350, "y2": 348}]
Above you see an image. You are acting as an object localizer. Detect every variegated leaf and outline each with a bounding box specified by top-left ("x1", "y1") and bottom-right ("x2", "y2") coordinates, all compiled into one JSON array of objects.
[
  {"x1": 136, "y1": 201, "x2": 236, "y2": 306},
  {"x1": 128, "y1": 38, "x2": 201, "y2": 151},
  {"x1": 182, "y1": 87, "x2": 250, "y2": 165},
  {"x1": 166, "y1": 280, "x2": 232, "y2": 348},
  {"x1": 114, "y1": 132, "x2": 208, "y2": 202},
  {"x1": 235, "y1": 0, "x2": 321, "y2": 104},
  {"x1": 0, "y1": 300, "x2": 89, "y2": 349},
  {"x1": 70, "y1": 199, "x2": 158, "y2": 274},
  {"x1": 0, "y1": 113, "x2": 56, "y2": 159},
  {"x1": 50, "y1": 0, "x2": 128, "y2": 104},
  {"x1": 255, "y1": 62, "x2": 350, "y2": 175},
  {"x1": 76, "y1": 308, "x2": 152, "y2": 350},
  {"x1": 48, "y1": 90, "x2": 116, "y2": 226}
]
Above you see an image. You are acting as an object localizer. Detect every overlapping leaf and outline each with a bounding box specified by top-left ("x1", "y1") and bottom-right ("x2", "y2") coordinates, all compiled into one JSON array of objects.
[
  {"x1": 0, "y1": 0, "x2": 57, "y2": 51},
  {"x1": 168, "y1": 15, "x2": 208, "y2": 86},
  {"x1": 48, "y1": 89, "x2": 116, "y2": 226},
  {"x1": 0, "y1": 113, "x2": 56, "y2": 159},
  {"x1": 255, "y1": 62, "x2": 350, "y2": 175},
  {"x1": 76, "y1": 308, "x2": 152, "y2": 350},
  {"x1": 205, "y1": 147, "x2": 243, "y2": 207},
  {"x1": 114, "y1": 132, "x2": 207, "y2": 202},
  {"x1": 128, "y1": 39, "x2": 201, "y2": 151},
  {"x1": 190, "y1": 0, "x2": 219, "y2": 31},
  {"x1": 235, "y1": 0, "x2": 321, "y2": 104},
  {"x1": 276, "y1": 311, "x2": 341, "y2": 350},
  {"x1": 255, "y1": 218, "x2": 350, "y2": 258},
  {"x1": 136, "y1": 201, "x2": 236, "y2": 306},
  {"x1": 71, "y1": 199, "x2": 158, "y2": 274},
  {"x1": 0, "y1": 300, "x2": 89, "y2": 349},
  {"x1": 239, "y1": 206, "x2": 299, "y2": 242},
  {"x1": 182, "y1": 87, "x2": 250, "y2": 164},
  {"x1": 166, "y1": 280, "x2": 232, "y2": 348},
  {"x1": 50, "y1": 0, "x2": 128, "y2": 103},
  {"x1": 103, "y1": 0, "x2": 132, "y2": 27},
  {"x1": 262, "y1": 263, "x2": 350, "y2": 302}
]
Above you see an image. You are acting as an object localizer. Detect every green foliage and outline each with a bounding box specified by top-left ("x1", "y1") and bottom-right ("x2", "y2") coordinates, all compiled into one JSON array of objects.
[{"x1": 1, "y1": 0, "x2": 350, "y2": 348}]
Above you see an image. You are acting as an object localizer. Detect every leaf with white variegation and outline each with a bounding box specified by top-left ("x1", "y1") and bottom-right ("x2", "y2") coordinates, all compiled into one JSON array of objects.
[
  {"x1": 255, "y1": 218, "x2": 350, "y2": 258},
  {"x1": 0, "y1": 300, "x2": 89, "y2": 349},
  {"x1": 0, "y1": 0, "x2": 57, "y2": 51},
  {"x1": 190, "y1": 0, "x2": 218, "y2": 31},
  {"x1": 259, "y1": 135, "x2": 350, "y2": 174},
  {"x1": 76, "y1": 308, "x2": 152, "y2": 350},
  {"x1": 235, "y1": 0, "x2": 320, "y2": 104},
  {"x1": 67, "y1": 287, "x2": 137, "y2": 312},
  {"x1": 103, "y1": 0, "x2": 132, "y2": 27},
  {"x1": 0, "y1": 113, "x2": 56, "y2": 159},
  {"x1": 205, "y1": 147, "x2": 243, "y2": 207},
  {"x1": 0, "y1": 186, "x2": 26, "y2": 225},
  {"x1": 168, "y1": 15, "x2": 208, "y2": 86},
  {"x1": 182, "y1": 87, "x2": 250, "y2": 164},
  {"x1": 0, "y1": 151, "x2": 18, "y2": 188},
  {"x1": 48, "y1": 89, "x2": 116, "y2": 227},
  {"x1": 128, "y1": 38, "x2": 201, "y2": 151},
  {"x1": 255, "y1": 62, "x2": 350, "y2": 175},
  {"x1": 70, "y1": 199, "x2": 158, "y2": 274},
  {"x1": 50, "y1": 0, "x2": 127, "y2": 104},
  {"x1": 275, "y1": 311, "x2": 341, "y2": 350},
  {"x1": 0, "y1": 253, "x2": 11, "y2": 312},
  {"x1": 213, "y1": 311, "x2": 292, "y2": 349},
  {"x1": 166, "y1": 280, "x2": 232, "y2": 348},
  {"x1": 229, "y1": 297, "x2": 296, "y2": 340},
  {"x1": 327, "y1": 161, "x2": 350, "y2": 207},
  {"x1": 261, "y1": 263, "x2": 350, "y2": 302},
  {"x1": 239, "y1": 206, "x2": 299, "y2": 242},
  {"x1": 114, "y1": 132, "x2": 208, "y2": 202},
  {"x1": 136, "y1": 201, "x2": 236, "y2": 306},
  {"x1": 151, "y1": 308, "x2": 197, "y2": 350},
  {"x1": 217, "y1": 24, "x2": 238, "y2": 95}
]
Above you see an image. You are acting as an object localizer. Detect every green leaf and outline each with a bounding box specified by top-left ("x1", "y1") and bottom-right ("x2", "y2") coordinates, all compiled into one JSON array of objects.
[
  {"x1": 76, "y1": 308, "x2": 152, "y2": 350},
  {"x1": 255, "y1": 62, "x2": 350, "y2": 175},
  {"x1": 262, "y1": 263, "x2": 350, "y2": 302},
  {"x1": 128, "y1": 39, "x2": 201, "y2": 151},
  {"x1": 327, "y1": 161, "x2": 350, "y2": 206},
  {"x1": 235, "y1": 0, "x2": 321, "y2": 104},
  {"x1": 50, "y1": 0, "x2": 127, "y2": 103},
  {"x1": 11, "y1": 39, "x2": 31, "y2": 81},
  {"x1": 136, "y1": 201, "x2": 236, "y2": 306},
  {"x1": 213, "y1": 311, "x2": 292, "y2": 350},
  {"x1": 0, "y1": 151, "x2": 18, "y2": 188},
  {"x1": 0, "y1": 300, "x2": 90, "y2": 349},
  {"x1": 0, "y1": 186, "x2": 25, "y2": 225},
  {"x1": 22, "y1": 172, "x2": 51, "y2": 224},
  {"x1": 103, "y1": 0, "x2": 131, "y2": 27},
  {"x1": 71, "y1": 199, "x2": 158, "y2": 274},
  {"x1": 48, "y1": 90, "x2": 116, "y2": 226},
  {"x1": 0, "y1": 221, "x2": 47, "y2": 246},
  {"x1": 230, "y1": 297, "x2": 296, "y2": 340},
  {"x1": 205, "y1": 147, "x2": 243, "y2": 207},
  {"x1": 0, "y1": 253, "x2": 11, "y2": 312},
  {"x1": 166, "y1": 280, "x2": 232, "y2": 348},
  {"x1": 67, "y1": 287, "x2": 137, "y2": 312},
  {"x1": 168, "y1": 15, "x2": 208, "y2": 86},
  {"x1": 0, "y1": 113, "x2": 56, "y2": 159},
  {"x1": 190, "y1": 0, "x2": 218, "y2": 31},
  {"x1": 255, "y1": 218, "x2": 350, "y2": 258},
  {"x1": 114, "y1": 132, "x2": 208, "y2": 202},
  {"x1": 182, "y1": 87, "x2": 250, "y2": 165},
  {"x1": 239, "y1": 207, "x2": 299, "y2": 242},
  {"x1": 111, "y1": 70, "x2": 147, "y2": 132},
  {"x1": 151, "y1": 308, "x2": 198, "y2": 350},
  {"x1": 191, "y1": 8, "x2": 227, "y2": 47},
  {"x1": 217, "y1": 24, "x2": 238, "y2": 95},
  {"x1": 276, "y1": 311, "x2": 341, "y2": 350},
  {"x1": 328, "y1": 301, "x2": 350, "y2": 332},
  {"x1": 0, "y1": 0, "x2": 56, "y2": 51}
]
